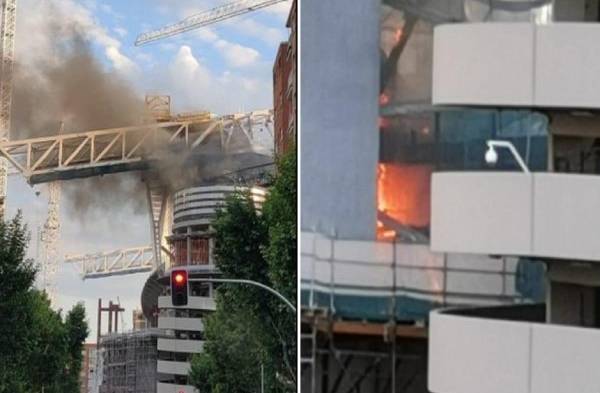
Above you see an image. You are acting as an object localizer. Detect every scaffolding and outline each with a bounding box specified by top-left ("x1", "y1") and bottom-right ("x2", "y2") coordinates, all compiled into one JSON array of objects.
[
  {"x1": 99, "y1": 329, "x2": 162, "y2": 393},
  {"x1": 300, "y1": 230, "x2": 533, "y2": 393}
]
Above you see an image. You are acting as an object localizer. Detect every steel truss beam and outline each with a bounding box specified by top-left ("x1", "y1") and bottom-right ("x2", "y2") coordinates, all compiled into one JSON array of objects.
[
  {"x1": 135, "y1": 0, "x2": 286, "y2": 46},
  {"x1": 0, "y1": 109, "x2": 273, "y2": 184},
  {"x1": 65, "y1": 246, "x2": 155, "y2": 279}
]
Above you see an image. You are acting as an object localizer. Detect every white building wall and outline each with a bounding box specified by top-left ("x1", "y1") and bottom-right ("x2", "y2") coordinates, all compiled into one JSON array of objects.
[
  {"x1": 158, "y1": 317, "x2": 204, "y2": 331},
  {"x1": 157, "y1": 294, "x2": 211, "y2": 393},
  {"x1": 433, "y1": 23, "x2": 600, "y2": 108},
  {"x1": 431, "y1": 172, "x2": 600, "y2": 262},
  {"x1": 157, "y1": 382, "x2": 197, "y2": 393},
  {"x1": 429, "y1": 311, "x2": 600, "y2": 393}
]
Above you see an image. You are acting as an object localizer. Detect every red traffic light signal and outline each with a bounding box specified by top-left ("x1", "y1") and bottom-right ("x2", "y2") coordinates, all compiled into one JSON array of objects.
[{"x1": 171, "y1": 269, "x2": 188, "y2": 306}]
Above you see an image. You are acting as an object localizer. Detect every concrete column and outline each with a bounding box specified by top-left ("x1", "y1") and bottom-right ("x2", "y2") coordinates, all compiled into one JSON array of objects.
[{"x1": 300, "y1": 0, "x2": 380, "y2": 240}]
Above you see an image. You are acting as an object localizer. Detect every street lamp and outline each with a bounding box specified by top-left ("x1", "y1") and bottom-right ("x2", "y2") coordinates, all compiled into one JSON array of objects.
[
  {"x1": 188, "y1": 277, "x2": 296, "y2": 312},
  {"x1": 485, "y1": 140, "x2": 530, "y2": 173}
]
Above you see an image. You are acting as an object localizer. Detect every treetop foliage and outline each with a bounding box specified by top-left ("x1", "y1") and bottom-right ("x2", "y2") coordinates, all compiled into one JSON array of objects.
[
  {"x1": 0, "y1": 210, "x2": 89, "y2": 393},
  {"x1": 190, "y1": 149, "x2": 297, "y2": 393}
]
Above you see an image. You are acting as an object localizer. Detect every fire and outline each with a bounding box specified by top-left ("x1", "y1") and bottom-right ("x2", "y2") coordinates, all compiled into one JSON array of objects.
[
  {"x1": 395, "y1": 28, "x2": 403, "y2": 43},
  {"x1": 379, "y1": 117, "x2": 391, "y2": 129},
  {"x1": 377, "y1": 162, "x2": 433, "y2": 239},
  {"x1": 379, "y1": 93, "x2": 390, "y2": 106}
]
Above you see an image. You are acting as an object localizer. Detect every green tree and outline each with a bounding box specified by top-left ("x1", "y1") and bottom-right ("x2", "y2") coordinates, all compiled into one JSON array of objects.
[
  {"x1": 26, "y1": 290, "x2": 68, "y2": 393},
  {"x1": 189, "y1": 149, "x2": 297, "y2": 392},
  {"x1": 0, "y1": 212, "x2": 38, "y2": 393},
  {"x1": 62, "y1": 303, "x2": 90, "y2": 393},
  {"x1": 262, "y1": 150, "x2": 297, "y2": 303},
  {"x1": 0, "y1": 212, "x2": 89, "y2": 393}
]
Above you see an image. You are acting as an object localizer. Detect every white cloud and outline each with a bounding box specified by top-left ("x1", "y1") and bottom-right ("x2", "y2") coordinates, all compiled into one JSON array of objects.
[
  {"x1": 106, "y1": 46, "x2": 138, "y2": 74},
  {"x1": 113, "y1": 26, "x2": 128, "y2": 38},
  {"x1": 135, "y1": 51, "x2": 155, "y2": 65},
  {"x1": 195, "y1": 27, "x2": 219, "y2": 42},
  {"x1": 148, "y1": 44, "x2": 272, "y2": 114},
  {"x1": 241, "y1": 77, "x2": 259, "y2": 92},
  {"x1": 214, "y1": 39, "x2": 260, "y2": 68},
  {"x1": 265, "y1": 1, "x2": 292, "y2": 18},
  {"x1": 234, "y1": 18, "x2": 287, "y2": 46},
  {"x1": 16, "y1": 0, "x2": 138, "y2": 76},
  {"x1": 169, "y1": 45, "x2": 211, "y2": 90},
  {"x1": 99, "y1": 2, "x2": 123, "y2": 19}
]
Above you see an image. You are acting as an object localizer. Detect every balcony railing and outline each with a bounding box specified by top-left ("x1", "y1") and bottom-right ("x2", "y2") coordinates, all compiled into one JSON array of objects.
[{"x1": 301, "y1": 231, "x2": 526, "y2": 322}]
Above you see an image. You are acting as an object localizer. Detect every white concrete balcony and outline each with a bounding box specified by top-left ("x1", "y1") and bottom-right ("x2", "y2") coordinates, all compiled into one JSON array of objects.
[
  {"x1": 158, "y1": 338, "x2": 204, "y2": 353},
  {"x1": 433, "y1": 23, "x2": 600, "y2": 108},
  {"x1": 158, "y1": 296, "x2": 216, "y2": 311},
  {"x1": 157, "y1": 382, "x2": 198, "y2": 393},
  {"x1": 432, "y1": 172, "x2": 600, "y2": 262},
  {"x1": 429, "y1": 306, "x2": 600, "y2": 393},
  {"x1": 157, "y1": 360, "x2": 191, "y2": 376},
  {"x1": 158, "y1": 316, "x2": 204, "y2": 331}
]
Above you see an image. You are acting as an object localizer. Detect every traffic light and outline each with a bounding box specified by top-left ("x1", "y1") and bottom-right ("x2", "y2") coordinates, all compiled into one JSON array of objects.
[{"x1": 171, "y1": 269, "x2": 188, "y2": 306}]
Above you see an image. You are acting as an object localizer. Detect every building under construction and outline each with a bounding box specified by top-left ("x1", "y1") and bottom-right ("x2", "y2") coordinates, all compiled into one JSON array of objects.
[{"x1": 99, "y1": 329, "x2": 162, "y2": 393}]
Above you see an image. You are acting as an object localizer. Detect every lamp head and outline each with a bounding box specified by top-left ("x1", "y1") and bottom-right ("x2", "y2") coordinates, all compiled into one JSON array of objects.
[{"x1": 485, "y1": 145, "x2": 498, "y2": 165}]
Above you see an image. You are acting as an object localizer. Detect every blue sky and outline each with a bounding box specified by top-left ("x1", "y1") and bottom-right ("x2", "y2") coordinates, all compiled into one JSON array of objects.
[
  {"x1": 86, "y1": 0, "x2": 290, "y2": 113},
  {"x1": 8, "y1": 0, "x2": 291, "y2": 341}
]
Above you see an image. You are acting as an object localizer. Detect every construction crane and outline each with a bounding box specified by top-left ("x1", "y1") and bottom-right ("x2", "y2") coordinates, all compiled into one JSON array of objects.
[
  {"x1": 135, "y1": 0, "x2": 287, "y2": 46},
  {"x1": 40, "y1": 181, "x2": 60, "y2": 304},
  {"x1": 65, "y1": 246, "x2": 155, "y2": 279},
  {"x1": 0, "y1": 0, "x2": 16, "y2": 219},
  {"x1": 0, "y1": 0, "x2": 61, "y2": 306}
]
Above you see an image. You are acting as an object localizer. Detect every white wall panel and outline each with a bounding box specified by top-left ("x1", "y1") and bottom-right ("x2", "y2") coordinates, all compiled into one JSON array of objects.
[
  {"x1": 158, "y1": 317, "x2": 203, "y2": 331},
  {"x1": 433, "y1": 23, "x2": 600, "y2": 108},
  {"x1": 429, "y1": 312, "x2": 530, "y2": 393},
  {"x1": 535, "y1": 24, "x2": 600, "y2": 108},
  {"x1": 157, "y1": 360, "x2": 191, "y2": 376},
  {"x1": 431, "y1": 172, "x2": 533, "y2": 255},
  {"x1": 534, "y1": 174, "x2": 600, "y2": 260},
  {"x1": 432, "y1": 172, "x2": 600, "y2": 262},
  {"x1": 531, "y1": 324, "x2": 600, "y2": 393},
  {"x1": 433, "y1": 23, "x2": 534, "y2": 106}
]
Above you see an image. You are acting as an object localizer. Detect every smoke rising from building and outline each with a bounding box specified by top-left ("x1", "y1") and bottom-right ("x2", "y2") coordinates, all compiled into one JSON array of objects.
[
  {"x1": 12, "y1": 13, "x2": 147, "y2": 218},
  {"x1": 10, "y1": 4, "x2": 273, "y2": 221}
]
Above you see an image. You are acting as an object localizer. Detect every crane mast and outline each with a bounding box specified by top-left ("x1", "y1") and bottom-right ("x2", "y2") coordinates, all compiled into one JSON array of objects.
[
  {"x1": 40, "y1": 181, "x2": 60, "y2": 305},
  {"x1": 135, "y1": 0, "x2": 286, "y2": 46},
  {"x1": 0, "y1": 0, "x2": 16, "y2": 218}
]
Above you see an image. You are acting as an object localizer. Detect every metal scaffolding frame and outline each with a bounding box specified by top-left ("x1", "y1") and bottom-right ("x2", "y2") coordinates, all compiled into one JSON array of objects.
[
  {"x1": 99, "y1": 329, "x2": 162, "y2": 393},
  {"x1": 301, "y1": 235, "x2": 429, "y2": 393},
  {"x1": 300, "y1": 228, "x2": 529, "y2": 393},
  {"x1": 300, "y1": 310, "x2": 428, "y2": 393}
]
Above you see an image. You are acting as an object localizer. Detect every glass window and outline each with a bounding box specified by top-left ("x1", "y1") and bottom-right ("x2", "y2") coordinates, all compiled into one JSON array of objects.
[{"x1": 378, "y1": 109, "x2": 549, "y2": 242}]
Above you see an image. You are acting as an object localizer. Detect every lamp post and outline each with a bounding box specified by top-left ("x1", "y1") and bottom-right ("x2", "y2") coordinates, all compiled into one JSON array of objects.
[
  {"x1": 188, "y1": 277, "x2": 296, "y2": 312},
  {"x1": 485, "y1": 140, "x2": 530, "y2": 173}
]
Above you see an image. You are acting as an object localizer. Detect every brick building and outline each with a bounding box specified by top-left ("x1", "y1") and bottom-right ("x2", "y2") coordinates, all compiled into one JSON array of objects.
[{"x1": 273, "y1": 0, "x2": 297, "y2": 155}]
